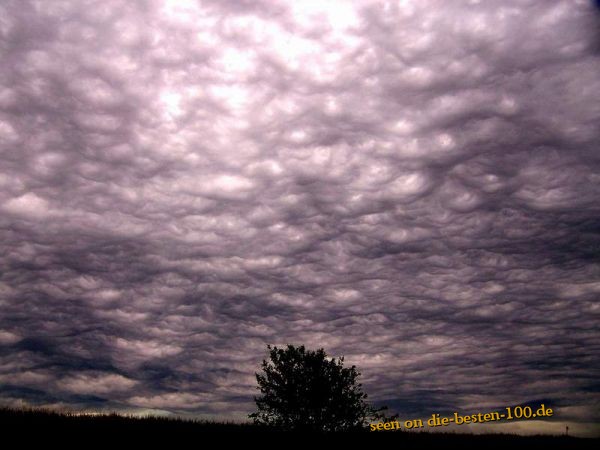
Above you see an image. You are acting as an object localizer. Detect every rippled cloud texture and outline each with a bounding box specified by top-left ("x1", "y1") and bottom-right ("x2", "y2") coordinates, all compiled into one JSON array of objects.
[{"x1": 1, "y1": 0, "x2": 599, "y2": 436}]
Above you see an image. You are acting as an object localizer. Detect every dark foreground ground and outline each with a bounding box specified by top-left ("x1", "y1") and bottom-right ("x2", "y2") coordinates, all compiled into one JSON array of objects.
[{"x1": 2, "y1": 407, "x2": 598, "y2": 447}]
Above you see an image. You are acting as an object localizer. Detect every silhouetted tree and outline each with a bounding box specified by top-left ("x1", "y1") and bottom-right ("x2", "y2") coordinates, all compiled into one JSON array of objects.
[{"x1": 249, "y1": 344, "x2": 387, "y2": 431}]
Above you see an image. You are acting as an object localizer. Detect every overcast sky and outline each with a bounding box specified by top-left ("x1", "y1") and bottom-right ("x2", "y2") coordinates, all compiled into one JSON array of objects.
[{"x1": 0, "y1": 0, "x2": 599, "y2": 437}]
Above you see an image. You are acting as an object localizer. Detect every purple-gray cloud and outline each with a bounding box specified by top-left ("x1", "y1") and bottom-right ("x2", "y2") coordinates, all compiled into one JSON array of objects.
[{"x1": 0, "y1": 0, "x2": 599, "y2": 436}]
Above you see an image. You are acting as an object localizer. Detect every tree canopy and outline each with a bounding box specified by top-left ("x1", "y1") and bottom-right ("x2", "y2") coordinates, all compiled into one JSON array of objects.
[{"x1": 249, "y1": 344, "x2": 386, "y2": 431}]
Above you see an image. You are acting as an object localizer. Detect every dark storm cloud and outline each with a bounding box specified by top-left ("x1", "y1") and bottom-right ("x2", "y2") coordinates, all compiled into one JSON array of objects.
[{"x1": 0, "y1": 0, "x2": 599, "y2": 435}]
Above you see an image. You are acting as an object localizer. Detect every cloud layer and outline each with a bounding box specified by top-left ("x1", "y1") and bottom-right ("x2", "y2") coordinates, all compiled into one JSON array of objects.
[{"x1": 0, "y1": 0, "x2": 599, "y2": 435}]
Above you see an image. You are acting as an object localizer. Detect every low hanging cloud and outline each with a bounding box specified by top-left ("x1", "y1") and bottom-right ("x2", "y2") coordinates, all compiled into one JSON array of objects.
[{"x1": 0, "y1": 0, "x2": 599, "y2": 435}]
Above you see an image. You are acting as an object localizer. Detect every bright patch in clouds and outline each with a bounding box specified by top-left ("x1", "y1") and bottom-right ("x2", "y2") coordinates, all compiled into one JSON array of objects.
[{"x1": 160, "y1": 91, "x2": 183, "y2": 118}]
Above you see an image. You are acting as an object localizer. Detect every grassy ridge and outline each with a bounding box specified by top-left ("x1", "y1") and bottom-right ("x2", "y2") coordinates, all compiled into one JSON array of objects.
[
  {"x1": 1, "y1": 406, "x2": 598, "y2": 446},
  {"x1": 1, "y1": 406, "x2": 263, "y2": 433}
]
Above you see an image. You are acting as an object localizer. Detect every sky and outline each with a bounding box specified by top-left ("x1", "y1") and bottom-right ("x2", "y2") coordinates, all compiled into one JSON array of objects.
[{"x1": 0, "y1": 0, "x2": 599, "y2": 437}]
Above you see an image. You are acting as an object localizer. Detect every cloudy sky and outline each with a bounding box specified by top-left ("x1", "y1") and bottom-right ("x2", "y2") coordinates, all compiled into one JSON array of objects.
[{"x1": 1, "y1": 0, "x2": 599, "y2": 436}]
